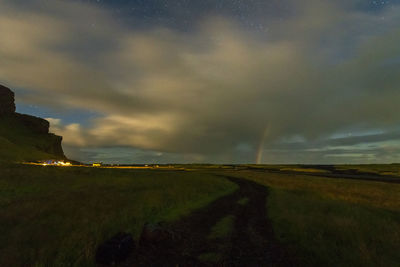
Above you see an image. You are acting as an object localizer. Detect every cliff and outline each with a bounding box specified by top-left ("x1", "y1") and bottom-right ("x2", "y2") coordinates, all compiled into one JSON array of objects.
[
  {"x1": 0, "y1": 84, "x2": 16, "y2": 115},
  {"x1": 0, "y1": 84, "x2": 65, "y2": 162}
]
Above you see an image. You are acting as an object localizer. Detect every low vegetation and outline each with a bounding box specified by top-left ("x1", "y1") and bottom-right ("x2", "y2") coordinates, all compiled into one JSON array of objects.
[
  {"x1": 0, "y1": 116, "x2": 63, "y2": 162},
  {"x1": 335, "y1": 164, "x2": 400, "y2": 177},
  {"x1": 0, "y1": 163, "x2": 237, "y2": 266},
  {"x1": 237, "y1": 197, "x2": 249, "y2": 205},
  {"x1": 1, "y1": 163, "x2": 399, "y2": 266},
  {"x1": 208, "y1": 215, "x2": 235, "y2": 239},
  {"x1": 225, "y1": 170, "x2": 400, "y2": 266}
]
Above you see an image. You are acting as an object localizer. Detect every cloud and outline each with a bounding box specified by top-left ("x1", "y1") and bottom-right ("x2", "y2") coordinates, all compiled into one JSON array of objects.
[
  {"x1": 1, "y1": 0, "x2": 400, "y2": 163},
  {"x1": 46, "y1": 118, "x2": 87, "y2": 147}
]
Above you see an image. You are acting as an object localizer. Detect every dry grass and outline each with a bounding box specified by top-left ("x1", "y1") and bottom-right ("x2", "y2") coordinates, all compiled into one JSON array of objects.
[
  {"x1": 226, "y1": 170, "x2": 400, "y2": 211},
  {"x1": 223, "y1": 170, "x2": 400, "y2": 266},
  {"x1": 279, "y1": 167, "x2": 330, "y2": 173},
  {"x1": 335, "y1": 164, "x2": 400, "y2": 177}
]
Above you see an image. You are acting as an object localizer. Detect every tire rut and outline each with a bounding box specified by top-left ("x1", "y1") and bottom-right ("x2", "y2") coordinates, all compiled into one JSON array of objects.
[{"x1": 126, "y1": 175, "x2": 294, "y2": 267}]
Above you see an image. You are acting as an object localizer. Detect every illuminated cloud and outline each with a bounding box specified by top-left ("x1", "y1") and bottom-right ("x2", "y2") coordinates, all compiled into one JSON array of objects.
[{"x1": 1, "y1": 0, "x2": 400, "y2": 163}]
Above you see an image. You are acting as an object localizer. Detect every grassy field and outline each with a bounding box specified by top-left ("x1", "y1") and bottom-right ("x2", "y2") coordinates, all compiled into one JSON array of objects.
[
  {"x1": 335, "y1": 164, "x2": 400, "y2": 177},
  {"x1": 0, "y1": 163, "x2": 237, "y2": 266},
  {"x1": 224, "y1": 170, "x2": 400, "y2": 266},
  {"x1": 242, "y1": 164, "x2": 400, "y2": 179},
  {"x1": 1, "y1": 163, "x2": 399, "y2": 266}
]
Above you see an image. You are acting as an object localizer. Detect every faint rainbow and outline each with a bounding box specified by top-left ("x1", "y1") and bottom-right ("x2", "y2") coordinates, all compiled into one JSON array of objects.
[{"x1": 256, "y1": 125, "x2": 269, "y2": 164}]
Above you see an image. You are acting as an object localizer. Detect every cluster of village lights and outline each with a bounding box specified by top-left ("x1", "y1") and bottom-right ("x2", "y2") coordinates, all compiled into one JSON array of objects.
[{"x1": 42, "y1": 160, "x2": 72, "y2": 166}]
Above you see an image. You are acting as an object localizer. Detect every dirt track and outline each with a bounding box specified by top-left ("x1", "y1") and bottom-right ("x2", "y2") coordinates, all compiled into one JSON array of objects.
[{"x1": 126, "y1": 176, "x2": 294, "y2": 266}]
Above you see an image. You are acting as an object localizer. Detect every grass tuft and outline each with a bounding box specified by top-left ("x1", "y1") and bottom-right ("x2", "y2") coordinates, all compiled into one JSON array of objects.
[
  {"x1": 237, "y1": 197, "x2": 249, "y2": 205},
  {"x1": 208, "y1": 215, "x2": 235, "y2": 239}
]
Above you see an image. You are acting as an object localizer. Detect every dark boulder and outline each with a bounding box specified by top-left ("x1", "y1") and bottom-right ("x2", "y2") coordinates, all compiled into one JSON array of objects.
[
  {"x1": 0, "y1": 84, "x2": 16, "y2": 116},
  {"x1": 95, "y1": 232, "x2": 135, "y2": 265}
]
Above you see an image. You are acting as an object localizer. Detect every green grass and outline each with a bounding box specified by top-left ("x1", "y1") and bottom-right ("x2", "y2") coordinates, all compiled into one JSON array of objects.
[
  {"x1": 198, "y1": 252, "x2": 222, "y2": 263},
  {"x1": 0, "y1": 136, "x2": 55, "y2": 163},
  {"x1": 201, "y1": 214, "x2": 235, "y2": 264},
  {"x1": 2, "y1": 163, "x2": 400, "y2": 266},
  {"x1": 208, "y1": 215, "x2": 235, "y2": 239},
  {"x1": 227, "y1": 170, "x2": 400, "y2": 211},
  {"x1": 268, "y1": 189, "x2": 400, "y2": 267},
  {"x1": 225, "y1": 170, "x2": 400, "y2": 266},
  {"x1": 241, "y1": 164, "x2": 400, "y2": 178},
  {"x1": 0, "y1": 164, "x2": 237, "y2": 266},
  {"x1": 243, "y1": 164, "x2": 330, "y2": 174},
  {"x1": 237, "y1": 197, "x2": 249, "y2": 205},
  {"x1": 335, "y1": 164, "x2": 400, "y2": 177},
  {"x1": 0, "y1": 116, "x2": 63, "y2": 162}
]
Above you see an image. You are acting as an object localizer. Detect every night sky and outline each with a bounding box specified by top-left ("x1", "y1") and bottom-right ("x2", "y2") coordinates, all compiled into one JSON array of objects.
[{"x1": 1, "y1": 0, "x2": 400, "y2": 164}]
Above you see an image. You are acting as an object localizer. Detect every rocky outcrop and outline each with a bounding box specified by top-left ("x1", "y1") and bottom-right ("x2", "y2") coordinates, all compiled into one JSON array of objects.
[
  {"x1": 0, "y1": 84, "x2": 16, "y2": 115},
  {"x1": 0, "y1": 84, "x2": 65, "y2": 159},
  {"x1": 14, "y1": 113, "x2": 50, "y2": 134}
]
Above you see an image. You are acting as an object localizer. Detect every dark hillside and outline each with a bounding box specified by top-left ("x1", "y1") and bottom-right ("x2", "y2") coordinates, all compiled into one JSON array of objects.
[{"x1": 0, "y1": 84, "x2": 65, "y2": 162}]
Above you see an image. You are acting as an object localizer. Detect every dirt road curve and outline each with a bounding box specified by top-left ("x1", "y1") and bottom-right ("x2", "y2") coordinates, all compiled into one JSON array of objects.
[{"x1": 125, "y1": 176, "x2": 294, "y2": 267}]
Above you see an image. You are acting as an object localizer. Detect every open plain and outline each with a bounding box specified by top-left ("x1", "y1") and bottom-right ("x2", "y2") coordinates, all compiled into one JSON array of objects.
[{"x1": 1, "y1": 163, "x2": 399, "y2": 266}]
